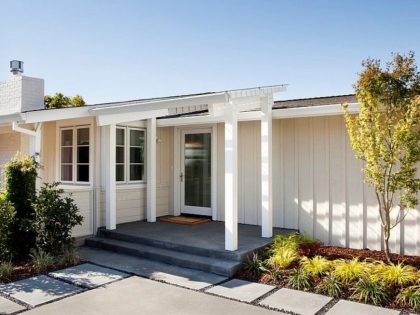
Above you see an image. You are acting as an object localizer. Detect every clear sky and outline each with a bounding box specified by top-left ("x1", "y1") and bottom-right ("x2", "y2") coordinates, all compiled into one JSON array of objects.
[{"x1": 1, "y1": 0, "x2": 419, "y2": 104}]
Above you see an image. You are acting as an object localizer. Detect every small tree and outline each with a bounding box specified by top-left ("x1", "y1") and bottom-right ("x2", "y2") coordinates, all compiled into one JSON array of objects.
[
  {"x1": 343, "y1": 52, "x2": 420, "y2": 262},
  {"x1": 0, "y1": 193, "x2": 15, "y2": 261},
  {"x1": 44, "y1": 93, "x2": 86, "y2": 109}
]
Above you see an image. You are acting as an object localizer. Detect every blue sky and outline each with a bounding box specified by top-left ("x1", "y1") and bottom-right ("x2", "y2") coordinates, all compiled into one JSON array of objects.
[{"x1": 1, "y1": 0, "x2": 419, "y2": 104}]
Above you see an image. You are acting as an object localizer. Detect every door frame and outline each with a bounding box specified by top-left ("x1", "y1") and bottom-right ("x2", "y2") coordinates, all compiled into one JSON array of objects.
[{"x1": 173, "y1": 124, "x2": 218, "y2": 220}]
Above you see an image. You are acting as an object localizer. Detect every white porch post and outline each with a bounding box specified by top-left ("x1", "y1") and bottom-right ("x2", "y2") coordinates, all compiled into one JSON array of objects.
[
  {"x1": 225, "y1": 106, "x2": 238, "y2": 251},
  {"x1": 29, "y1": 123, "x2": 42, "y2": 191},
  {"x1": 261, "y1": 95, "x2": 273, "y2": 238},
  {"x1": 105, "y1": 124, "x2": 116, "y2": 230},
  {"x1": 147, "y1": 117, "x2": 157, "y2": 222}
]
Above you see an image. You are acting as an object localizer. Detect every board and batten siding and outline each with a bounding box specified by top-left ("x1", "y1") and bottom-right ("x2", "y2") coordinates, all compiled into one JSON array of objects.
[{"x1": 215, "y1": 117, "x2": 419, "y2": 255}]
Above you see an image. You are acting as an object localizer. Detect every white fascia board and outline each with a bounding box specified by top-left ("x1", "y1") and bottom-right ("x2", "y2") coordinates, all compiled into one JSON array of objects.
[
  {"x1": 90, "y1": 93, "x2": 228, "y2": 116},
  {"x1": 96, "y1": 109, "x2": 169, "y2": 126},
  {"x1": 24, "y1": 107, "x2": 90, "y2": 123},
  {"x1": 272, "y1": 103, "x2": 359, "y2": 119},
  {"x1": 0, "y1": 112, "x2": 25, "y2": 124},
  {"x1": 228, "y1": 85, "x2": 287, "y2": 99}
]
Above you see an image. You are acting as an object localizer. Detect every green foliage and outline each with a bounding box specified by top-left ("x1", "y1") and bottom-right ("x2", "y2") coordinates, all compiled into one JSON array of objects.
[
  {"x1": 44, "y1": 93, "x2": 86, "y2": 109},
  {"x1": 34, "y1": 183, "x2": 83, "y2": 256},
  {"x1": 343, "y1": 52, "x2": 420, "y2": 261},
  {"x1": 269, "y1": 247, "x2": 298, "y2": 269},
  {"x1": 396, "y1": 285, "x2": 420, "y2": 311},
  {"x1": 31, "y1": 250, "x2": 55, "y2": 273},
  {"x1": 316, "y1": 275, "x2": 343, "y2": 298},
  {"x1": 4, "y1": 154, "x2": 38, "y2": 259},
  {"x1": 372, "y1": 262, "x2": 417, "y2": 286},
  {"x1": 272, "y1": 233, "x2": 301, "y2": 252},
  {"x1": 0, "y1": 261, "x2": 13, "y2": 281},
  {"x1": 59, "y1": 246, "x2": 80, "y2": 266},
  {"x1": 300, "y1": 256, "x2": 331, "y2": 276},
  {"x1": 0, "y1": 193, "x2": 15, "y2": 261},
  {"x1": 288, "y1": 268, "x2": 312, "y2": 290},
  {"x1": 352, "y1": 277, "x2": 389, "y2": 306},
  {"x1": 332, "y1": 258, "x2": 369, "y2": 284},
  {"x1": 244, "y1": 252, "x2": 268, "y2": 276}
]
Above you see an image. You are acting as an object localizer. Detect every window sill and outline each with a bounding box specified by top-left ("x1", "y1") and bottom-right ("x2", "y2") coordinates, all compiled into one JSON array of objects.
[
  {"x1": 58, "y1": 184, "x2": 93, "y2": 191},
  {"x1": 116, "y1": 183, "x2": 147, "y2": 190}
]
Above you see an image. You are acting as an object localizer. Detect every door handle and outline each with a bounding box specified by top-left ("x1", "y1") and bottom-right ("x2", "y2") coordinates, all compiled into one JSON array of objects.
[{"x1": 180, "y1": 172, "x2": 184, "y2": 182}]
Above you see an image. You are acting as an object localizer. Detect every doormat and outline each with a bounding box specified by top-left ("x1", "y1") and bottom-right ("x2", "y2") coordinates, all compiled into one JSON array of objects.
[{"x1": 159, "y1": 215, "x2": 211, "y2": 225}]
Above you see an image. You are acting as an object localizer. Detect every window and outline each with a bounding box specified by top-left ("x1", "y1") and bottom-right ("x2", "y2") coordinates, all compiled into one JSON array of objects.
[
  {"x1": 60, "y1": 126, "x2": 90, "y2": 183},
  {"x1": 116, "y1": 127, "x2": 145, "y2": 183}
]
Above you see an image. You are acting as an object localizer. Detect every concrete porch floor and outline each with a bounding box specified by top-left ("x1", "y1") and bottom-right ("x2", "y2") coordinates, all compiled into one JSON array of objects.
[{"x1": 100, "y1": 220, "x2": 294, "y2": 255}]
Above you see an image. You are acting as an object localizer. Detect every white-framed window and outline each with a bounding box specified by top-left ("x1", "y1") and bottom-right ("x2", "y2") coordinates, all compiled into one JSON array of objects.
[
  {"x1": 60, "y1": 126, "x2": 91, "y2": 184},
  {"x1": 116, "y1": 127, "x2": 145, "y2": 183}
]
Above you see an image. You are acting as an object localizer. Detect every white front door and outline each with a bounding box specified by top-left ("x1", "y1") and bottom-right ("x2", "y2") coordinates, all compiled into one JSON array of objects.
[{"x1": 180, "y1": 128, "x2": 212, "y2": 216}]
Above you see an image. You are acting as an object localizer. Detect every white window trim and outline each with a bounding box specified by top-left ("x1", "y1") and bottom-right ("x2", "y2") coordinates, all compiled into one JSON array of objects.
[
  {"x1": 116, "y1": 126, "x2": 146, "y2": 185},
  {"x1": 58, "y1": 124, "x2": 93, "y2": 186}
]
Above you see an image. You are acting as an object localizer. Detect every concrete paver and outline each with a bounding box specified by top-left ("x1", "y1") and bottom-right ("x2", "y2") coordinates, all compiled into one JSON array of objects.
[
  {"x1": 206, "y1": 279, "x2": 275, "y2": 303},
  {"x1": 325, "y1": 300, "x2": 400, "y2": 315},
  {"x1": 49, "y1": 263, "x2": 128, "y2": 288},
  {"x1": 0, "y1": 295, "x2": 26, "y2": 314},
  {"x1": 0, "y1": 275, "x2": 82, "y2": 307},
  {"x1": 23, "y1": 276, "x2": 285, "y2": 315},
  {"x1": 259, "y1": 288, "x2": 332, "y2": 315},
  {"x1": 79, "y1": 247, "x2": 227, "y2": 290}
]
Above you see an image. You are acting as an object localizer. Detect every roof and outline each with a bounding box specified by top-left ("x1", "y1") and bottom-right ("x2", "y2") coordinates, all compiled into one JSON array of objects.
[{"x1": 273, "y1": 94, "x2": 357, "y2": 109}]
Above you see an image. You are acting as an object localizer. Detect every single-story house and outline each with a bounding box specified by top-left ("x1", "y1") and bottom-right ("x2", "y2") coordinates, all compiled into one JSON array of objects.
[{"x1": 0, "y1": 62, "x2": 419, "y2": 256}]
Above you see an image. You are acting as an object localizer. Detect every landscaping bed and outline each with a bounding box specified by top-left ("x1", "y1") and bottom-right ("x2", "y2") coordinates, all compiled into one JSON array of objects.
[{"x1": 235, "y1": 233, "x2": 420, "y2": 313}]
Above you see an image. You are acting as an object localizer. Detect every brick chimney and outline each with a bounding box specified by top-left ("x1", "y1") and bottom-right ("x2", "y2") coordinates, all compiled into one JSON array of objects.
[{"x1": 0, "y1": 61, "x2": 45, "y2": 115}]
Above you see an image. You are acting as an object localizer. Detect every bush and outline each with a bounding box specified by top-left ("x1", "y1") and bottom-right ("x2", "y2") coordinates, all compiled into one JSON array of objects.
[
  {"x1": 332, "y1": 258, "x2": 369, "y2": 284},
  {"x1": 372, "y1": 262, "x2": 417, "y2": 286},
  {"x1": 4, "y1": 154, "x2": 38, "y2": 259},
  {"x1": 300, "y1": 256, "x2": 331, "y2": 276},
  {"x1": 244, "y1": 252, "x2": 268, "y2": 276},
  {"x1": 0, "y1": 261, "x2": 13, "y2": 281},
  {"x1": 0, "y1": 193, "x2": 15, "y2": 261},
  {"x1": 288, "y1": 268, "x2": 312, "y2": 290},
  {"x1": 31, "y1": 249, "x2": 55, "y2": 273},
  {"x1": 60, "y1": 246, "x2": 80, "y2": 266},
  {"x1": 34, "y1": 183, "x2": 83, "y2": 256},
  {"x1": 352, "y1": 277, "x2": 388, "y2": 306},
  {"x1": 316, "y1": 274, "x2": 343, "y2": 298},
  {"x1": 269, "y1": 247, "x2": 298, "y2": 269},
  {"x1": 396, "y1": 285, "x2": 420, "y2": 311}
]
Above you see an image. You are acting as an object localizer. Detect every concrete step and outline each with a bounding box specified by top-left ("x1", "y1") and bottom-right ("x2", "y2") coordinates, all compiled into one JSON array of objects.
[
  {"x1": 85, "y1": 237, "x2": 242, "y2": 277},
  {"x1": 97, "y1": 228, "x2": 245, "y2": 262}
]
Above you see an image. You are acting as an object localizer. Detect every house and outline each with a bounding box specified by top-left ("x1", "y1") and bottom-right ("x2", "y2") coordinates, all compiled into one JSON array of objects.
[{"x1": 0, "y1": 61, "x2": 419, "y2": 259}]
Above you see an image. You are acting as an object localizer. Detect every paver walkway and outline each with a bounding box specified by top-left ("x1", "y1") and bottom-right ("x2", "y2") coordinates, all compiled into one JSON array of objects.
[
  {"x1": 326, "y1": 300, "x2": 401, "y2": 315},
  {"x1": 0, "y1": 295, "x2": 25, "y2": 314},
  {"x1": 206, "y1": 279, "x2": 275, "y2": 302}
]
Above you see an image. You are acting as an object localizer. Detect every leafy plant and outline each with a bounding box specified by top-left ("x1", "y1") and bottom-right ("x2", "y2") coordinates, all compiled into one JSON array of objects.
[
  {"x1": 316, "y1": 274, "x2": 343, "y2": 298},
  {"x1": 343, "y1": 52, "x2": 420, "y2": 262},
  {"x1": 300, "y1": 256, "x2": 331, "y2": 276},
  {"x1": 352, "y1": 277, "x2": 388, "y2": 306},
  {"x1": 244, "y1": 252, "x2": 268, "y2": 276},
  {"x1": 0, "y1": 193, "x2": 15, "y2": 261},
  {"x1": 4, "y1": 154, "x2": 38, "y2": 259},
  {"x1": 60, "y1": 246, "x2": 80, "y2": 266},
  {"x1": 269, "y1": 247, "x2": 299, "y2": 269},
  {"x1": 396, "y1": 285, "x2": 420, "y2": 311},
  {"x1": 0, "y1": 261, "x2": 13, "y2": 281},
  {"x1": 44, "y1": 93, "x2": 85, "y2": 109},
  {"x1": 34, "y1": 183, "x2": 83, "y2": 256},
  {"x1": 373, "y1": 262, "x2": 417, "y2": 286},
  {"x1": 332, "y1": 258, "x2": 368, "y2": 284},
  {"x1": 31, "y1": 250, "x2": 55, "y2": 273},
  {"x1": 288, "y1": 268, "x2": 312, "y2": 290},
  {"x1": 272, "y1": 233, "x2": 300, "y2": 252}
]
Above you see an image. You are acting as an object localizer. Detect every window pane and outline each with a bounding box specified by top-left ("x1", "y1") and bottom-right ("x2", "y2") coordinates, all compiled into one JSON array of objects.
[
  {"x1": 116, "y1": 128, "x2": 125, "y2": 146},
  {"x1": 61, "y1": 147, "x2": 73, "y2": 163},
  {"x1": 61, "y1": 129, "x2": 73, "y2": 146},
  {"x1": 130, "y1": 164, "x2": 144, "y2": 181},
  {"x1": 116, "y1": 147, "x2": 125, "y2": 164},
  {"x1": 77, "y1": 165, "x2": 89, "y2": 182},
  {"x1": 116, "y1": 165, "x2": 125, "y2": 182},
  {"x1": 130, "y1": 147, "x2": 144, "y2": 163},
  {"x1": 61, "y1": 165, "x2": 72, "y2": 181},
  {"x1": 130, "y1": 130, "x2": 144, "y2": 147},
  {"x1": 77, "y1": 146, "x2": 89, "y2": 163},
  {"x1": 77, "y1": 128, "x2": 89, "y2": 145}
]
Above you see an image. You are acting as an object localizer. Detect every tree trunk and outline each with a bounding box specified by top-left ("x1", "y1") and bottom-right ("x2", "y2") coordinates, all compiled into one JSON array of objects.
[{"x1": 383, "y1": 225, "x2": 391, "y2": 264}]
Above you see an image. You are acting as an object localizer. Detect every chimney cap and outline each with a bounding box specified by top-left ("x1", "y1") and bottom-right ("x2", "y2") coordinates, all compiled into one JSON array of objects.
[{"x1": 10, "y1": 60, "x2": 24, "y2": 75}]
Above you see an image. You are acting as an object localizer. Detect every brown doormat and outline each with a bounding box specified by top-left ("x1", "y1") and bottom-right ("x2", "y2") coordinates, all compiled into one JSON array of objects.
[{"x1": 159, "y1": 215, "x2": 211, "y2": 225}]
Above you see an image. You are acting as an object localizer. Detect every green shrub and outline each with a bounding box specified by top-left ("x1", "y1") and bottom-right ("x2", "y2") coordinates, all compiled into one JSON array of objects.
[
  {"x1": 316, "y1": 274, "x2": 343, "y2": 298},
  {"x1": 0, "y1": 261, "x2": 13, "y2": 281},
  {"x1": 352, "y1": 277, "x2": 388, "y2": 306},
  {"x1": 332, "y1": 258, "x2": 369, "y2": 284},
  {"x1": 300, "y1": 256, "x2": 331, "y2": 276},
  {"x1": 60, "y1": 246, "x2": 80, "y2": 266},
  {"x1": 288, "y1": 268, "x2": 312, "y2": 290},
  {"x1": 269, "y1": 247, "x2": 298, "y2": 269},
  {"x1": 396, "y1": 285, "x2": 420, "y2": 311},
  {"x1": 31, "y1": 250, "x2": 55, "y2": 273},
  {"x1": 4, "y1": 154, "x2": 38, "y2": 259},
  {"x1": 34, "y1": 183, "x2": 83, "y2": 256},
  {"x1": 244, "y1": 252, "x2": 268, "y2": 276},
  {"x1": 272, "y1": 233, "x2": 300, "y2": 252},
  {"x1": 0, "y1": 193, "x2": 15, "y2": 261},
  {"x1": 372, "y1": 262, "x2": 417, "y2": 286}
]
